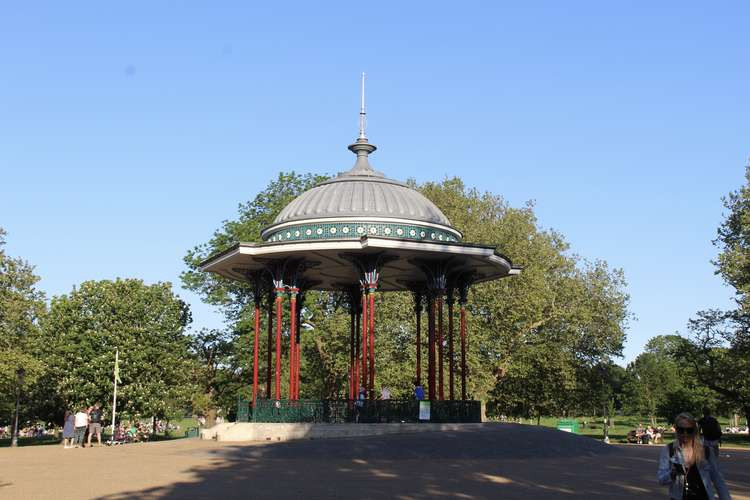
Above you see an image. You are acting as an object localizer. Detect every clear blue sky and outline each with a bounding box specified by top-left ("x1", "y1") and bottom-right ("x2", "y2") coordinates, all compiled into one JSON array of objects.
[{"x1": 1, "y1": 2, "x2": 748, "y2": 364}]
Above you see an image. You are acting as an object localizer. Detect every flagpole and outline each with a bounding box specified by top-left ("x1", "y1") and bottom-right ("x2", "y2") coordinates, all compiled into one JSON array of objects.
[{"x1": 111, "y1": 348, "x2": 119, "y2": 442}]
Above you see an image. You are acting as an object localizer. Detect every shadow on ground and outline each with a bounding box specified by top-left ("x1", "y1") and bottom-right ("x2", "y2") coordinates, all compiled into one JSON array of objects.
[{"x1": 97, "y1": 424, "x2": 750, "y2": 500}]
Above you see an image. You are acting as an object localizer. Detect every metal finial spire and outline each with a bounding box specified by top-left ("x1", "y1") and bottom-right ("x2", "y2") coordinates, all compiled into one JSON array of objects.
[
  {"x1": 359, "y1": 72, "x2": 367, "y2": 140},
  {"x1": 344, "y1": 73, "x2": 381, "y2": 177}
]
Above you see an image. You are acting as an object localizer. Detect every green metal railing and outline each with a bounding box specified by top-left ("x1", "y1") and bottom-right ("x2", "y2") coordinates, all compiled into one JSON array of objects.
[{"x1": 236, "y1": 397, "x2": 481, "y2": 424}]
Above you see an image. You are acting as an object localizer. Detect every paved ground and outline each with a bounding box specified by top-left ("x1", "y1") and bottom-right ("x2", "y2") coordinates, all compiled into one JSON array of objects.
[{"x1": 1, "y1": 424, "x2": 748, "y2": 499}]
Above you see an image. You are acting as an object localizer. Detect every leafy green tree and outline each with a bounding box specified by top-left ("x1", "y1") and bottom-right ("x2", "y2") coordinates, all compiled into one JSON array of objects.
[
  {"x1": 622, "y1": 335, "x2": 682, "y2": 425},
  {"x1": 673, "y1": 164, "x2": 750, "y2": 426},
  {"x1": 676, "y1": 309, "x2": 750, "y2": 426},
  {"x1": 41, "y1": 279, "x2": 195, "y2": 423},
  {"x1": 572, "y1": 361, "x2": 628, "y2": 417},
  {"x1": 0, "y1": 228, "x2": 46, "y2": 425},
  {"x1": 190, "y1": 328, "x2": 244, "y2": 423},
  {"x1": 714, "y1": 164, "x2": 750, "y2": 311}
]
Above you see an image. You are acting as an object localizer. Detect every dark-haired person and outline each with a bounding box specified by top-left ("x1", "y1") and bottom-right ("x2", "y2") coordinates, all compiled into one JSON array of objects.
[
  {"x1": 87, "y1": 403, "x2": 103, "y2": 447},
  {"x1": 657, "y1": 412, "x2": 730, "y2": 500},
  {"x1": 699, "y1": 408, "x2": 723, "y2": 460}
]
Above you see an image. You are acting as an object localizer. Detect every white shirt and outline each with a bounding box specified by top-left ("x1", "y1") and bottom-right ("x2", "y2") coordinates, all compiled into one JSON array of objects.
[{"x1": 74, "y1": 411, "x2": 89, "y2": 428}]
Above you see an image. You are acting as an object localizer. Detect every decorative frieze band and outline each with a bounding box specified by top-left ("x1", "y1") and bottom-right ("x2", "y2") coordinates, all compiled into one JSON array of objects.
[{"x1": 264, "y1": 221, "x2": 460, "y2": 243}]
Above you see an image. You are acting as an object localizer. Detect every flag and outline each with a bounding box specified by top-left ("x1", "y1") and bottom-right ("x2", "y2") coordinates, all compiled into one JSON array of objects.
[{"x1": 114, "y1": 349, "x2": 122, "y2": 384}]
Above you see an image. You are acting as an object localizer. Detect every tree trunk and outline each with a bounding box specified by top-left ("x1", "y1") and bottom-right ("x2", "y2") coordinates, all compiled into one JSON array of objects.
[
  {"x1": 744, "y1": 406, "x2": 750, "y2": 429},
  {"x1": 206, "y1": 408, "x2": 217, "y2": 428},
  {"x1": 536, "y1": 412, "x2": 541, "y2": 426},
  {"x1": 152, "y1": 416, "x2": 157, "y2": 440}
]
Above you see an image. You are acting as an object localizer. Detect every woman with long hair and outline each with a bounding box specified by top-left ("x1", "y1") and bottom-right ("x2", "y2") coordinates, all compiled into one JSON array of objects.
[{"x1": 657, "y1": 412, "x2": 731, "y2": 499}]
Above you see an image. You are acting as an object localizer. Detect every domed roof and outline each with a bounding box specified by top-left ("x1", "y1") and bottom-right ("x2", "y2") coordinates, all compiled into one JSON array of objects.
[
  {"x1": 273, "y1": 166, "x2": 451, "y2": 227},
  {"x1": 261, "y1": 139, "x2": 461, "y2": 243}
]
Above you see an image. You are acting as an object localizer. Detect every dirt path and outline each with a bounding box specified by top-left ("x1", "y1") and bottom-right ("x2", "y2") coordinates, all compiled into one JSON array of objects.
[{"x1": 1, "y1": 424, "x2": 748, "y2": 499}]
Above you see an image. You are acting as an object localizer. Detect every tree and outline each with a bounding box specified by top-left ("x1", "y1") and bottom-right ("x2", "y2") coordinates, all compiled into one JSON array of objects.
[
  {"x1": 190, "y1": 328, "x2": 243, "y2": 423},
  {"x1": 676, "y1": 310, "x2": 750, "y2": 426},
  {"x1": 714, "y1": 164, "x2": 750, "y2": 311},
  {"x1": 422, "y1": 179, "x2": 629, "y2": 414},
  {"x1": 0, "y1": 228, "x2": 46, "y2": 425},
  {"x1": 674, "y1": 163, "x2": 750, "y2": 426},
  {"x1": 622, "y1": 335, "x2": 682, "y2": 425},
  {"x1": 41, "y1": 279, "x2": 195, "y2": 423}
]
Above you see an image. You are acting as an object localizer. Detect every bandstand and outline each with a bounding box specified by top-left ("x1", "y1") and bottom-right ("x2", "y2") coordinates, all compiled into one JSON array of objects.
[{"x1": 200, "y1": 81, "x2": 520, "y2": 424}]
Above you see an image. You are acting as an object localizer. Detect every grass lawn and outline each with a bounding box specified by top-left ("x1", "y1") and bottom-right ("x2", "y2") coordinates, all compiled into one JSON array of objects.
[{"x1": 514, "y1": 415, "x2": 750, "y2": 449}]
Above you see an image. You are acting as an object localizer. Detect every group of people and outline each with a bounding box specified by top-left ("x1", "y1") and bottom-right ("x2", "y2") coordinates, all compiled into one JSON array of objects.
[
  {"x1": 657, "y1": 409, "x2": 731, "y2": 500},
  {"x1": 111, "y1": 421, "x2": 150, "y2": 444},
  {"x1": 62, "y1": 403, "x2": 103, "y2": 449},
  {"x1": 631, "y1": 423, "x2": 664, "y2": 444}
]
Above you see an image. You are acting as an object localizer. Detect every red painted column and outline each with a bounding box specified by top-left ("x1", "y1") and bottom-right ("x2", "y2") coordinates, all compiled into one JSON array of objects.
[
  {"x1": 355, "y1": 303, "x2": 361, "y2": 398},
  {"x1": 289, "y1": 288, "x2": 298, "y2": 400},
  {"x1": 437, "y1": 293, "x2": 445, "y2": 401},
  {"x1": 414, "y1": 293, "x2": 422, "y2": 387},
  {"x1": 349, "y1": 298, "x2": 356, "y2": 400},
  {"x1": 266, "y1": 294, "x2": 273, "y2": 399},
  {"x1": 460, "y1": 302, "x2": 467, "y2": 401},
  {"x1": 274, "y1": 288, "x2": 284, "y2": 400},
  {"x1": 295, "y1": 294, "x2": 303, "y2": 400},
  {"x1": 368, "y1": 285, "x2": 376, "y2": 399},
  {"x1": 448, "y1": 295, "x2": 455, "y2": 401},
  {"x1": 427, "y1": 292, "x2": 436, "y2": 401},
  {"x1": 361, "y1": 287, "x2": 368, "y2": 396},
  {"x1": 296, "y1": 342, "x2": 301, "y2": 399},
  {"x1": 252, "y1": 298, "x2": 261, "y2": 408}
]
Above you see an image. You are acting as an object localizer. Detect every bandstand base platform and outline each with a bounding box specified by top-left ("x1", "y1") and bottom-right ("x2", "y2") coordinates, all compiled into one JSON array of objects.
[{"x1": 201, "y1": 422, "x2": 488, "y2": 443}]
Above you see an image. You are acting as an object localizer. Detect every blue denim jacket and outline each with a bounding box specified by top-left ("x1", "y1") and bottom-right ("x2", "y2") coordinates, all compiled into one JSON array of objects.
[{"x1": 657, "y1": 442, "x2": 731, "y2": 499}]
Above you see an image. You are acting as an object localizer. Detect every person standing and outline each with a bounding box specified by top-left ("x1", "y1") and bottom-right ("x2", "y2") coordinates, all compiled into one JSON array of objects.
[
  {"x1": 414, "y1": 383, "x2": 425, "y2": 401},
  {"x1": 699, "y1": 408, "x2": 723, "y2": 460},
  {"x1": 73, "y1": 407, "x2": 89, "y2": 448},
  {"x1": 62, "y1": 410, "x2": 75, "y2": 449},
  {"x1": 354, "y1": 385, "x2": 366, "y2": 423},
  {"x1": 657, "y1": 412, "x2": 730, "y2": 500},
  {"x1": 380, "y1": 386, "x2": 391, "y2": 400},
  {"x1": 87, "y1": 403, "x2": 103, "y2": 447}
]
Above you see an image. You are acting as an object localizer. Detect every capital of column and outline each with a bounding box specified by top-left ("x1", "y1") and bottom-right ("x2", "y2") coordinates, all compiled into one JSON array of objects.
[{"x1": 287, "y1": 287, "x2": 300, "y2": 299}]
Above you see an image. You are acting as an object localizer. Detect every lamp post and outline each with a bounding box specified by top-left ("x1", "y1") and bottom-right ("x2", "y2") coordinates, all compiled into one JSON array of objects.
[{"x1": 11, "y1": 367, "x2": 26, "y2": 448}]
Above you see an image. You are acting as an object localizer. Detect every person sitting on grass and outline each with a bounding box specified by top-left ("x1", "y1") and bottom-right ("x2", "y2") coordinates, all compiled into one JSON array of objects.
[{"x1": 650, "y1": 426, "x2": 663, "y2": 444}]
